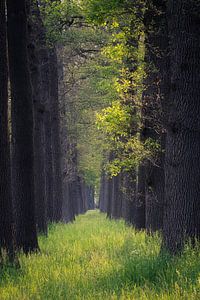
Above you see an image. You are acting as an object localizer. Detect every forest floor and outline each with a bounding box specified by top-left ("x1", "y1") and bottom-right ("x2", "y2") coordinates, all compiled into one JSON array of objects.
[{"x1": 0, "y1": 210, "x2": 200, "y2": 300}]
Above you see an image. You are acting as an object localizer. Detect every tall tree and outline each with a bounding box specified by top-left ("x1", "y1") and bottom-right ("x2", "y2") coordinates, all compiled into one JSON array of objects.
[
  {"x1": 0, "y1": 0, "x2": 14, "y2": 259},
  {"x1": 7, "y1": 0, "x2": 39, "y2": 253},
  {"x1": 27, "y1": 0, "x2": 47, "y2": 235},
  {"x1": 142, "y1": 0, "x2": 169, "y2": 232},
  {"x1": 49, "y1": 48, "x2": 63, "y2": 222},
  {"x1": 36, "y1": 7, "x2": 55, "y2": 225},
  {"x1": 163, "y1": 0, "x2": 200, "y2": 253},
  {"x1": 57, "y1": 45, "x2": 75, "y2": 222}
]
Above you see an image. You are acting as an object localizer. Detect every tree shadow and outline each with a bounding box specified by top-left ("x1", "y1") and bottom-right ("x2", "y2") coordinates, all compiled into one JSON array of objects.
[
  {"x1": 87, "y1": 237, "x2": 200, "y2": 297},
  {"x1": 0, "y1": 262, "x2": 24, "y2": 287}
]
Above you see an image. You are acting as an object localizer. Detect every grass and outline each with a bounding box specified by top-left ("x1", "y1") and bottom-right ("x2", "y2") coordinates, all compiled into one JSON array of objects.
[{"x1": 0, "y1": 210, "x2": 200, "y2": 299}]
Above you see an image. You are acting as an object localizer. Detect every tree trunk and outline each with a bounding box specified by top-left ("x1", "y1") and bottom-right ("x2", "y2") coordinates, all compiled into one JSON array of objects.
[
  {"x1": 111, "y1": 174, "x2": 122, "y2": 219},
  {"x1": 102, "y1": 174, "x2": 109, "y2": 213},
  {"x1": 0, "y1": 0, "x2": 14, "y2": 259},
  {"x1": 106, "y1": 177, "x2": 113, "y2": 219},
  {"x1": 7, "y1": 0, "x2": 39, "y2": 253},
  {"x1": 163, "y1": 0, "x2": 200, "y2": 253},
  {"x1": 57, "y1": 45, "x2": 75, "y2": 222},
  {"x1": 142, "y1": 0, "x2": 170, "y2": 232},
  {"x1": 124, "y1": 171, "x2": 137, "y2": 226},
  {"x1": 49, "y1": 48, "x2": 63, "y2": 222},
  {"x1": 87, "y1": 186, "x2": 95, "y2": 210},
  {"x1": 31, "y1": 9, "x2": 55, "y2": 224},
  {"x1": 99, "y1": 173, "x2": 105, "y2": 211},
  {"x1": 27, "y1": 1, "x2": 47, "y2": 235},
  {"x1": 134, "y1": 166, "x2": 146, "y2": 229},
  {"x1": 62, "y1": 182, "x2": 75, "y2": 222}
]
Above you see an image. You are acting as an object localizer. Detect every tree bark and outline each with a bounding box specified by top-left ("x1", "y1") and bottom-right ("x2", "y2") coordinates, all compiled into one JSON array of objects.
[
  {"x1": 106, "y1": 177, "x2": 113, "y2": 219},
  {"x1": 0, "y1": 0, "x2": 14, "y2": 259},
  {"x1": 57, "y1": 45, "x2": 75, "y2": 222},
  {"x1": 7, "y1": 0, "x2": 39, "y2": 253},
  {"x1": 163, "y1": 0, "x2": 200, "y2": 253},
  {"x1": 49, "y1": 48, "x2": 63, "y2": 222},
  {"x1": 27, "y1": 0, "x2": 47, "y2": 235},
  {"x1": 142, "y1": 0, "x2": 170, "y2": 232},
  {"x1": 32, "y1": 10, "x2": 55, "y2": 224},
  {"x1": 134, "y1": 166, "x2": 146, "y2": 229}
]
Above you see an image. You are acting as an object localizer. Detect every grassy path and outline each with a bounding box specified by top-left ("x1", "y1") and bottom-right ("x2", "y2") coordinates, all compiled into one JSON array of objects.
[{"x1": 0, "y1": 211, "x2": 200, "y2": 299}]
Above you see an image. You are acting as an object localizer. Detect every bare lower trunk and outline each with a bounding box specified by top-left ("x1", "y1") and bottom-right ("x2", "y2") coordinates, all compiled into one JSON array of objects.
[
  {"x1": 163, "y1": 0, "x2": 200, "y2": 253},
  {"x1": 27, "y1": 2, "x2": 47, "y2": 234},
  {"x1": 134, "y1": 166, "x2": 146, "y2": 229},
  {"x1": 49, "y1": 48, "x2": 63, "y2": 222},
  {"x1": 143, "y1": 0, "x2": 169, "y2": 232},
  {"x1": 7, "y1": 0, "x2": 38, "y2": 253},
  {"x1": 0, "y1": 0, "x2": 14, "y2": 258}
]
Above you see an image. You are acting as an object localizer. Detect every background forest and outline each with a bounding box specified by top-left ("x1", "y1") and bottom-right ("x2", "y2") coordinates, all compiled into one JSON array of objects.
[{"x1": 0, "y1": 0, "x2": 200, "y2": 298}]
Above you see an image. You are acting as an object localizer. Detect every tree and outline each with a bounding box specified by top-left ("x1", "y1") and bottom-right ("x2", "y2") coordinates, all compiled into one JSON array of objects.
[
  {"x1": 49, "y1": 47, "x2": 63, "y2": 222},
  {"x1": 141, "y1": 0, "x2": 169, "y2": 232},
  {"x1": 27, "y1": 0, "x2": 48, "y2": 235},
  {"x1": 163, "y1": 0, "x2": 200, "y2": 253},
  {"x1": 0, "y1": 0, "x2": 14, "y2": 260},
  {"x1": 7, "y1": 0, "x2": 39, "y2": 253}
]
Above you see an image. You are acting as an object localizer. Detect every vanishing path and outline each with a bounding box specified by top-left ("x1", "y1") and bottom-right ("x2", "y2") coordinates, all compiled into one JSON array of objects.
[{"x1": 0, "y1": 211, "x2": 199, "y2": 299}]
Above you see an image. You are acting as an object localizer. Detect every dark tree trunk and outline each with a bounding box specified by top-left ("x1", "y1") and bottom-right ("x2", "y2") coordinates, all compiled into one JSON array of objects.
[
  {"x1": 145, "y1": 157, "x2": 164, "y2": 231},
  {"x1": 124, "y1": 171, "x2": 137, "y2": 226},
  {"x1": 75, "y1": 176, "x2": 82, "y2": 214},
  {"x1": 49, "y1": 48, "x2": 63, "y2": 222},
  {"x1": 62, "y1": 182, "x2": 75, "y2": 222},
  {"x1": 57, "y1": 45, "x2": 75, "y2": 222},
  {"x1": 45, "y1": 111, "x2": 54, "y2": 222},
  {"x1": 33, "y1": 11, "x2": 55, "y2": 224},
  {"x1": 111, "y1": 174, "x2": 122, "y2": 219},
  {"x1": 29, "y1": 22, "x2": 55, "y2": 224},
  {"x1": 134, "y1": 166, "x2": 146, "y2": 229},
  {"x1": 99, "y1": 171, "x2": 110, "y2": 213},
  {"x1": 81, "y1": 180, "x2": 88, "y2": 213},
  {"x1": 69, "y1": 179, "x2": 78, "y2": 216},
  {"x1": 106, "y1": 177, "x2": 113, "y2": 219},
  {"x1": 123, "y1": 4, "x2": 145, "y2": 228},
  {"x1": 27, "y1": 1, "x2": 47, "y2": 235},
  {"x1": 44, "y1": 109, "x2": 54, "y2": 223},
  {"x1": 102, "y1": 174, "x2": 109, "y2": 213},
  {"x1": 7, "y1": 0, "x2": 39, "y2": 253},
  {"x1": 142, "y1": 0, "x2": 170, "y2": 232},
  {"x1": 99, "y1": 173, "x2": 105, "y2": 211},
  {"x1": 87, "y1": 186, "x2": 95, "y2": 210},
  {"x1": 163, "y1": 0, "x2": 200, "y2": 253},
  {"x1": 0, "y1": 0, "x2": 14, "y2": 258},
  {"x1": 120, "y1": 173, "x2": 128, "y2": 219},
  {"x1": 111, "y1": 176, "x2": 117, "y2": 218}
]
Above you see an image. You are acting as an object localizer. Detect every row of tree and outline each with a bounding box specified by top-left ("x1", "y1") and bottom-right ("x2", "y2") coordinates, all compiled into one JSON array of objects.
[
  {"x1": 0, "y1": 0, "x2": 94, "y2": 260},
  {"x1": 1, "y1": 0, "x2": 199, "y2": 260},
  {"x1": 41, "y1": 0, "x2": 199, "y2": 255},
  {"x1": 98, "y1": 0, "x2": 200, "y2": 254}
]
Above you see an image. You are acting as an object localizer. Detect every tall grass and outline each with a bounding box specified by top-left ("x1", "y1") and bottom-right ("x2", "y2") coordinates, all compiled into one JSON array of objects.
[{"x1": 0, "y1": 210, "x2": 199, "y2": 299}]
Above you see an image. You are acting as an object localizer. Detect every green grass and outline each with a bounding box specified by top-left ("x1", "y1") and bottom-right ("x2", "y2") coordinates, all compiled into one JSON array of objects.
[{"x1": 0, "y1": 210, "x2": 200, "y2": 299}]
